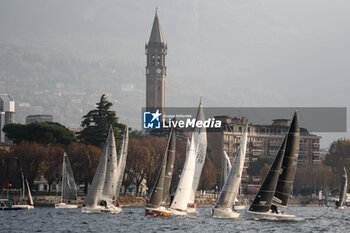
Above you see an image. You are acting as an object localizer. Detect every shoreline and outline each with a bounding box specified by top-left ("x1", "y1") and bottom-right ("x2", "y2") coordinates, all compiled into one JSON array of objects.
[{"x1": 32, "y1": 196, "x2": 328, "y2": 208}]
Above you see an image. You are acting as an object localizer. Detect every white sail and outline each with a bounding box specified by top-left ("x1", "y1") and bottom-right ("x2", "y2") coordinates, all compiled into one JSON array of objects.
[
  {"x1": 115, "y1": 125, "x2": 129, "y2": 199},
  {"x1": 170, "y1": 132, "x2": 196, "y2": 211},
  {"x1": 84, "y1": 129, "x2": 111, "y2": 207},
  {"x1": 61, "y1": 153, "x2": 78, "y2": 201},
  {"x1": 189, "y1": 101, "x2": 208, "y2": 204},
  {"x1": 101, "y1": 127, "x2": 119, "y2": 205},
  {"x1": 25, "y1": 179, "x2": 34, "y2": 206},
  {"x1": 214, "y1": 127, "x2": 247, "y2": 209},
  {"x1": 223, "y1": 151, "x2": 232, "y2": 182}
]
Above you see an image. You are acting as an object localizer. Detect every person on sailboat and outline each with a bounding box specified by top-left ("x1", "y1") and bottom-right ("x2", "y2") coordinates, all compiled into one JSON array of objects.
[{"x1": 271, "y1": 204, "x2": 278, "y2": 214}]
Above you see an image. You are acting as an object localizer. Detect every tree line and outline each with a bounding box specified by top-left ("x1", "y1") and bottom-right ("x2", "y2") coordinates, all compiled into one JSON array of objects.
[{"x1": 0, "y1": 94, "x2": 217, "y2": 195}]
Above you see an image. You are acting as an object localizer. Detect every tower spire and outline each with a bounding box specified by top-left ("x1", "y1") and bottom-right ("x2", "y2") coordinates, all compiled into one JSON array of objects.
[{"x1": 149, "y1": 9, "x2": 164, "y2": 43}]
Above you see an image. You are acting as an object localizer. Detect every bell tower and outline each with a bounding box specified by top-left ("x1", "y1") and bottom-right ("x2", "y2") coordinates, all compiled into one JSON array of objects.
[{"x1": 145, "y1": 9, "x2": 167, "y2": 113}]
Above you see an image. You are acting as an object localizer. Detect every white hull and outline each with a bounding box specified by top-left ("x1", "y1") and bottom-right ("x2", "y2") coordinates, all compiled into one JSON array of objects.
[
  {"x1": 55, "y1": 203, "x2": 79, "y2": 209},
  {"x1": 11, "y1": 204, "x2": 34, "y2": 210},
  {"x1": 212, "y1": 207, "x2": 240, "y2": 219},
  {"x1": 186, "y1": 207, "x2": 196, "y2": 213},
  {"x1": 170, "y1": 208, "x2": 188, "y2": 215},
  {"x1": 81, "y1": 205, "x2": 121, "y2": 214},
  {"x1": 245, "y1": 210, "x2": 296, "y2": 221},
  {"x1": 234, "y1": 205, "x2": 246, "y2": 211}
]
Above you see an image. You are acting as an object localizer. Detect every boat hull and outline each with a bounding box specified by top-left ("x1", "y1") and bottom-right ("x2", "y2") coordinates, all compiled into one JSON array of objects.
[
  {"x1": 170, "y1": 208, "x2": 188, "y2": 215},
  {"x1": 145, "y1": 207, "x2": 172, "y2": 216},
  {"x1": 246, "y1": 210, "x2": 296, "y2": 221},
  {"x1": 81, "y1": 205, "x2": 121, "y2": 214},
  {"x1": 11, "y1": 204, "x2": 34, "y2": 210},
  {"x1": 55, "y1": 203, "x2": 79, "y2": 209},
  {"x1": 212, "y1": 207, "x2": 240, "y2": 219}
]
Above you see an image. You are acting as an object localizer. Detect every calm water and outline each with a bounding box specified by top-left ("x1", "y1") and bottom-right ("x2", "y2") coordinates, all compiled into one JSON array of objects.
[{"x1": 0, "y1": 207, "x2": 349, "y2": 232}]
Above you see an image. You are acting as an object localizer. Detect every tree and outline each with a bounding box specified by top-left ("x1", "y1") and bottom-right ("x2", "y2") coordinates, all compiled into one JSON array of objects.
[
  {"x1": 66, "y1": 143, "x2": 102, "y2": 193},
  {"x1": 9, "y1": 141, "x2": 47, "y2": 188},
  {"x1": 3, "y1": 122, "x2": 77, "y2": 147},
  {"x1": 78, "y1": 94, "x2": 124, "y2": 146},
  {"x1": 246, "y1": 156, "x2": 274, "y2": 178},
  {"x1": 40, "y1": 146, "x2": 64, "y2": 194},
  {"x1": 198, "y1": 154, "x2": 217, "y2": 190},
  {"x1": 325, "y1": 138, "x2": 350, "y2": 173},
  {"x1": 124, "y1": 139, "x2": 151, "y2": 194}
]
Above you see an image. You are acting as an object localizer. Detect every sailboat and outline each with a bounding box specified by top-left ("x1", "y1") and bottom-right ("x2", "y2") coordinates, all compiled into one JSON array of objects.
[
  {"x1": 0, "y1": 157, "x2": 34, "y2": 210},
  {"x1": 170, "y1": 132, "x2": 196, "y2": 215},
  {"x1": 212, "y1": 125, "x2": 248, "y2": 218},
  {"x1": 187, "y1": 100, "x2": 208, "y2": 213},
  {"x1": 145, "y1": 127, "x2": 176, "y2": 216},
  {"x1": 11, "y1": 175, "x2": 34, "y2": 210},
  {"x1": 82, "y1": 125, "x2": 128, "y2": 214},
  {"x1": 336, "y1": 167, "x2": 347, "y2": 210},
  {"x1": 246, "y1": 112, "x2": 299, "y2": 220},
  {"x1": 55, "y1": 153, "x2": 78, "y2": 209}
]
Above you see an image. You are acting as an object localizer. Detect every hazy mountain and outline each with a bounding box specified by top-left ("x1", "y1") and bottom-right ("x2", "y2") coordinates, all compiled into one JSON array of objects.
[{"x1": 0, "y1": 0, "x2": 349, "y2": 146}]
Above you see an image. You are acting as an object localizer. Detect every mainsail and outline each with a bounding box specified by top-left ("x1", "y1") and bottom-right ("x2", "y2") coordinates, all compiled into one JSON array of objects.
[
  {"x1": 85, "y1": 129, "x2": 111, "y2": 207},
  {"x1": 115, "y1": 125, "x2": 129, "y2": 199},
  {"x1": 61, "y1": 153, "x2": 78, "y2": 201},
  {"x1": 162, "y1": 127, "x2": 176, "y2": 203},
  {"x1": 273, "y1": 113, "x2": 300, "y2": 206},
  {"x1": 249, "y1": 112, "x2": 299, "y2": 212},
  {"x1": 189, "y1": 101, "x2": 208, "y2": 204},
  {"x1": 338, "y1": 167, "x2": 348, "y2": 207},
  {"x1": 25, "y1": 178, "x2": 34, "y2": 206},
  {"x1": 215, "y1": 126, "x2": 247, "y2": 209},
  {"x1": 170, "y1": 132, "x2": 196, "y2": 211},
  {"x1": 101, "y1": 127, "x2": 118, "y2": 205}
]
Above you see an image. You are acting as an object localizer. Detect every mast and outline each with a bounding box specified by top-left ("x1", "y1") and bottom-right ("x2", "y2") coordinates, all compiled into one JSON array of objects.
[
  {"x1": 215, "y1": 126, "x2": 248, "y2": 209},
  {"x1": 273, "y1": 112, "x2": 300, "y2": 206}
]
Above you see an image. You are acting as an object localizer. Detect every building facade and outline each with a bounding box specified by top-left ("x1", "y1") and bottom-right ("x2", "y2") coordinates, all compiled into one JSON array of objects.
[
  {"x1": 145, "y1": 10, "x2": 167, "y2": 113},
  {"x1": 207, "y1": 115, "x2": 321, "y2": 188},
  {"x1": 0, "y1": 94, "x2": 15, "y2": 144},
  {"x1": 26, "y1": 114, "x2": 53, "y2": 124}
]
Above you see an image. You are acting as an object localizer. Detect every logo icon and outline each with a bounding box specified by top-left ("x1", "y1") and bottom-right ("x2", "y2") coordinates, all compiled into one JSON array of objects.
[{"x1": 143, "y1": 109, "x2": 162, "y2": 129}]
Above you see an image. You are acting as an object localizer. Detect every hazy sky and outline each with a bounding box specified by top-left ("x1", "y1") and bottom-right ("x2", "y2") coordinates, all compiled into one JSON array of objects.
[{"x1": 1, "y1": 0, "x2": 349, "y2": 147}]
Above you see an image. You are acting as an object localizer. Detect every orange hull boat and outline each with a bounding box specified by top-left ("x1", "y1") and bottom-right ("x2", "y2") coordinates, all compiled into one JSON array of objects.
[{"x1": 145, "y1": 208, "x2": 172, "y2": 216}]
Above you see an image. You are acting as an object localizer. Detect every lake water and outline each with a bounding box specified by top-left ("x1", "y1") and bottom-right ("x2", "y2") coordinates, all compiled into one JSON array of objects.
[{"x1": 0, "y1": 207, "x2": 348, "y2": 232}]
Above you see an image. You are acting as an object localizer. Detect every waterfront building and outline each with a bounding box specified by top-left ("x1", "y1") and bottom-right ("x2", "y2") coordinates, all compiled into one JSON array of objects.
[
  {"x1": 0, "y1": 94, "x2": 15, "y2": 143},
  {"x1": 145, "y1": 10, "x2": 167, "y2": 113},
  {"x1": 26, "y1": 114, "x2": 53, "y2": 124}
]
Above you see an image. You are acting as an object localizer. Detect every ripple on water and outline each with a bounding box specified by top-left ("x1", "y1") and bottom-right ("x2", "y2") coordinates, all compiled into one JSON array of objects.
[{"x1": 0, "y1": 206, "x2": 349, "y2": 232}]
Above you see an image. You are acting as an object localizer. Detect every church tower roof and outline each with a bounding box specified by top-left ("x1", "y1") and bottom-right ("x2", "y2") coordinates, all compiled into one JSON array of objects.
[{"x1": 149, "y1": 9, "x2": 164, "y2": 43}]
